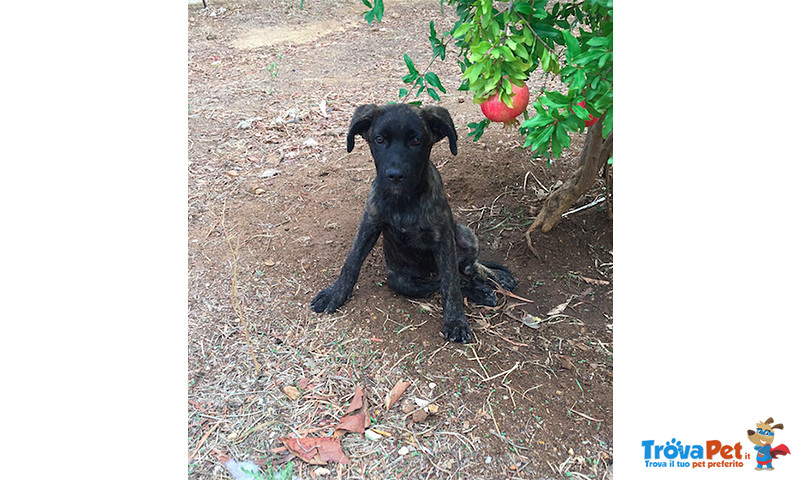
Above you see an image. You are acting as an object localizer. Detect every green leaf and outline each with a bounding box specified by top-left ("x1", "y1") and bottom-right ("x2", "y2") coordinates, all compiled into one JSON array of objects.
[
  {"x1": 587, "y1": 36, "x2": 611, "y2": 47},
  {"x1": 362, "y1": 0, "x2": 383, "y2": 25},
  {"x1": 551, "y1": 130, "x2": 562, "y2": 158},
  {"x1": 425, "y1": 72, "x2": 446, "y2": 93},
  {"x1": 598, "y1": 52, "x2": 612, "y2": 69},
  {"x1": 562, "y1": 115, "x2": 583, "y2": 132},
  {"x1": 602, "y1": 106, "x2": 613, "y2": 138},
  {"x1": 373, "y1": 0, "x2": 384, "y2": 23},
  {"x1": 561, "y1": 30, "x2": 580, "y2": 62},
  {"x1": 500, "y1": 90, "x2": 513, "y2": 108},
  {"x1": 399, "y1": 88, "x2": 409, "y2": 99},
  {"x1": 530, "y1": 124, "x2": 555, "y2": 154},
  {"x1": 452, "y1": 22, "x2": 471, "y2": 39},
  {"x1": 403, "y1": 54, "x2": 418, "y2": 75},
  {"x1": 545, "y1": 91, "x2": 569, "y2": 107},
  {"x1": 572, "y1": 103, "x2": 591, "y2": 121},
  {"x1": 574, "y1": 50, "x2": 606, "y2": 65},
  {"x1": 465, "y1": 63, "x2": 483, "y2": 84},
  {"x1": 555, "y1": 123, "x2": 571, "y2": 150},
  {"x1": 427, "y1": 88, "x2": 441, "y2": 101},
  {"x1": 567, "y1": 69, "x2": 586, "y2": 95},
  {"x1": 541, "y1": 49, "x2": 551, "y2": 71},
  {"x1": 521, "y1": 114, "x2": 553, "y2": 129},
  {"x1": 514, "y1": 2, "x2": 533, "y2": 15},
  {"x1": 467, "y1": 119, "x2": 490, "y2": 141},
  {"x1": 402, "y1": 72, "x2": 418, "y2": 84}
]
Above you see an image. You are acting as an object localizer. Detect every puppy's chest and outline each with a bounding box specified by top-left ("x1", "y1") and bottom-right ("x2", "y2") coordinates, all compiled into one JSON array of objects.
[{"x1": 383, "y1": 215, "x2": 441, "y2": 249}]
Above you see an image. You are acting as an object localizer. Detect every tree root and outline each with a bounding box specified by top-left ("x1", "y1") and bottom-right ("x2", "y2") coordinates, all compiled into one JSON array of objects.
[{"x1": 525, "y1": 120, "x2": 613, "y2": 255}]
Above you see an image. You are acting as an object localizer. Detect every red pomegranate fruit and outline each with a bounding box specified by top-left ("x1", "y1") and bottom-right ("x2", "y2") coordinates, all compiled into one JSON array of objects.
[{"x1": 480, "y1": 81, "x2": 530, "y2": 126}]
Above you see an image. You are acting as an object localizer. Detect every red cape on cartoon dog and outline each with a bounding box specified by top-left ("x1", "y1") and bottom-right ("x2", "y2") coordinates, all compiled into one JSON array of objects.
[{"x1": 770, "y1": 444, "x2": 790, "y2": 459}]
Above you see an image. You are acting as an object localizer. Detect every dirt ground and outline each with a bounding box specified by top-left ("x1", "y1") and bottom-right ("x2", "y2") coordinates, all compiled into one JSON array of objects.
[{"x1": 188, "y1": 1, "x2": 613, "y2": 479}]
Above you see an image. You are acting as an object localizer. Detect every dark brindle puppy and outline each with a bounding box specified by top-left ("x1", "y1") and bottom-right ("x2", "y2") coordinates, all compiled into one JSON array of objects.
[{"x1": 310, "y1": 103, "x2": 518, "y2": 342}]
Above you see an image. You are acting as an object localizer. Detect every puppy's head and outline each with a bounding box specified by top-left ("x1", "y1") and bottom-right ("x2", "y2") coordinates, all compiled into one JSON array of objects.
[{"x1": 347, "y1": 104, "x2": 457, "y2": 194}]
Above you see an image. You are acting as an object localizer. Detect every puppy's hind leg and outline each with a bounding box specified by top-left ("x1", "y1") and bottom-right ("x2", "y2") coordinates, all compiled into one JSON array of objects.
[{"x1": 454, "y1": 223, "x2": 519, "y2": 306}]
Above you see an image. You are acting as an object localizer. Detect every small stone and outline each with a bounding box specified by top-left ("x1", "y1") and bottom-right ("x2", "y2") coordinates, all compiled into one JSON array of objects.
[
  {"x1": 365, "y1": 429, "x2": 382, "y2": 442},
  {"x1": 259, "y1": 168, "x2": 281, "y2": 178},
  {"x1": 313, "y1": 467, "x2": 331, "y2": 476},
  {"x1": 485, "y1": 456, "x2": 492, "y2": 464},
  {"x1": 398, "y1": 446, "x2": 410, "y2": 456},
  {"x1": 412, "y1": 409, "x2": 429, "y2": 423},
  {"x1": 401, "y1": 399, "x2": 414, "y2": 414},
  {"x1": 225, "y1": 170, "x2": 239, "y2": 177},
  {"x1": 427, "y1": 404, "x2": 439, "y2": 414}
]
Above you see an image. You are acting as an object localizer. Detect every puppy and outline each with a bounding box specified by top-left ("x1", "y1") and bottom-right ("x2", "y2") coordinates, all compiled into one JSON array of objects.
[{"x1": 311, "y1": 103, "x2": 517, "y2": 342}]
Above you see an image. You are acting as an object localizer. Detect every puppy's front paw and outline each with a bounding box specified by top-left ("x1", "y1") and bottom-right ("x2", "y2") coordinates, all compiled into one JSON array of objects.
[
  {"x1": 310, "y1": 282, "x2": 350, "y2": 314},
  {"x1": 441, "y1": 317, "x2": 473, "y2": 343}
]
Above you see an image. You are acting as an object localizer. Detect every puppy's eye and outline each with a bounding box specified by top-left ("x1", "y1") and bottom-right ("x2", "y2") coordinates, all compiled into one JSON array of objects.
[
  {"x1": 375, "y1": 135, "x2": 385, "y2": 144},
  {"x1": 410, "y1": 137, "x2": 421, "y2": 146}
]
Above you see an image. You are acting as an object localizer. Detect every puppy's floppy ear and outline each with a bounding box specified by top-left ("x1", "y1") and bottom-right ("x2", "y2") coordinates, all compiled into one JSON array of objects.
[
  {"x1": 421, "y1": 106, "x2": 458, "y2": 155},
  {"x1": 347, "y1": 104, "x2": 379, "y2": 152}
]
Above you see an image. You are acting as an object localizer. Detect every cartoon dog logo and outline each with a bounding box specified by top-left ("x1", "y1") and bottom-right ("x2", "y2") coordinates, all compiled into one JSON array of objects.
[{"x1": 747, "y1": 417, "x2": 791, "y2": 470}]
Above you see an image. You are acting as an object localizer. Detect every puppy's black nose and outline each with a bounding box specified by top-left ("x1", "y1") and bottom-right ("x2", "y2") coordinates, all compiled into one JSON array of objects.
[{"x1": 386, "y1": 169, "x2": 404, "y2": 183}]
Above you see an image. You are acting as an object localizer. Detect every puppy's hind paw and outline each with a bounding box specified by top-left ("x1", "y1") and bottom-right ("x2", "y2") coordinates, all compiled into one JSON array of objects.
[
  {"x1": 462, "y1": 281, "x2": 498, "y2": 307},
  {"x1": 441, "y1": 319, "x2": 473, "y2": 343},
  {"x1": 481, "y1": 261, "x2": 519, "y2": 291}
]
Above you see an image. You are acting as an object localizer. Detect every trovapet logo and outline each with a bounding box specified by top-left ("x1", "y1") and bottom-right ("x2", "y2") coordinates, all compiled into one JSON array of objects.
[
  {"x1": 641, "y1": 417, "x2": 791, "y2": 471},
  {"x1": 641, "y1": 438, "x2": 747, "y2": 469}
]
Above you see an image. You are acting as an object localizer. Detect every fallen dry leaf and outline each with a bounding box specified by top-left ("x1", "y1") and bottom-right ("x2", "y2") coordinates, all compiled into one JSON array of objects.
[
  {"x1": 283, "y1": 385, "x2": 301, "y2": 400},
  {"x1": 279, "y1": 436, "x2": 349, "y2": 465},
  {"x1": 334, "y1": 386, "x2": 370, "y2": 436},
  {"x1": 385, "y1": 381, "x2": 411, "y2": 411},
  {"x1": 547, "y1": 295, "x2": 574, "y2": 316}
]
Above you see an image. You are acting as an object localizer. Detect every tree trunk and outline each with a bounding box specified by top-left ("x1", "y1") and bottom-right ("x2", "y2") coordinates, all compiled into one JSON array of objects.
[{"x1": 525, "y1": 119, "x2": 613, "y2": 254}]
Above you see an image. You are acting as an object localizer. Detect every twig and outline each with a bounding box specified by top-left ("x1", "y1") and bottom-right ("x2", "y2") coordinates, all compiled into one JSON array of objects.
[
  {"x1": 468, "y1": 346, "x2": 491, "y2": 381},
  {"x1": 479, "y1": 361, "x2": 520, "y2": 384},
  {"x1": 189, "y1": 422, "x2": 220, "y2": 461},
  {"x1": 489, "y1": 429, "x2": 529, "y2": 451},
  {"x1": 562, "y1": 196, "x2": 606, "y2": 218},
  {"x1": 567, "y1": 405, "x2": 604, "y2": 423},
  {"x1": 221, "y1": 201, "x2": 261, "y2": 374}
]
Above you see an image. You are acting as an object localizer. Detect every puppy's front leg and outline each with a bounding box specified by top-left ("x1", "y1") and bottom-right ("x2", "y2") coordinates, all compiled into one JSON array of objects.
[
  {"x1": 436, "y1": 229, "x2": 473, "y2": 343},
  {"x1": 311, "y1": 211, "x2": 381, "y2": 313}
]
